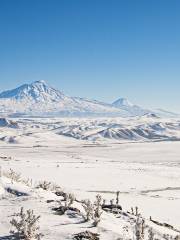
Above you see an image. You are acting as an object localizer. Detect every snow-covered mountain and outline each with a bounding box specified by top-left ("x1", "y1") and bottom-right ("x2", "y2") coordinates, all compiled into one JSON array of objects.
[
  {"x1": 0, "y1": 80, "x2": 65, "y2": 102},
  {"x1": 0, "y1": 80, "x2": 129, "y2": 117},
  {"x1": 112, "y1": 97, "x2": 150, "y2": 116},
  {"x1": 112, "y1": 97, "x2": 179, "y2": 118},
  {"x1": 0, "y1": 80, "x2": 178, "y2": 117}
]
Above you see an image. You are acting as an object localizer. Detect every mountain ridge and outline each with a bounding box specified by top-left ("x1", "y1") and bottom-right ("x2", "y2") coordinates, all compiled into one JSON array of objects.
[{"x1": 0, "y1": 80, "x2": 178, "y2": 118}]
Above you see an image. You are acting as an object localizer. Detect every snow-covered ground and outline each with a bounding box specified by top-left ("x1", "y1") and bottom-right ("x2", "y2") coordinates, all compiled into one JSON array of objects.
[{"x1": 1, "y1": 117, "x2": 180, "y2": 239}]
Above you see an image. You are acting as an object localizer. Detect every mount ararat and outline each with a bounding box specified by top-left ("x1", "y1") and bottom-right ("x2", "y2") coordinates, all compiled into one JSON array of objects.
[{"x1": 0, "y1": 80, "x2": 178, "y2": 117}]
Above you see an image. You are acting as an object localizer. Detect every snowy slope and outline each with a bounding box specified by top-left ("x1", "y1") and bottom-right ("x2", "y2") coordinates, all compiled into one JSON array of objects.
[{"x1": 1, "y1": 119, "x2": 180, "y2": 239}]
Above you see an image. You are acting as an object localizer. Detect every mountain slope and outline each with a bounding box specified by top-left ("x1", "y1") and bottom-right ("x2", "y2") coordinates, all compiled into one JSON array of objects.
[{"x1": 153, "y1": 108, "x2": 180, "y2": 118}]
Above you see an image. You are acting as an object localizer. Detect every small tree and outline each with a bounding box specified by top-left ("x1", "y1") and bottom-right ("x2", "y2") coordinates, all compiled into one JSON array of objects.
[{"x1": 10, "y1": 207, "x2": 42, "y2": 240}]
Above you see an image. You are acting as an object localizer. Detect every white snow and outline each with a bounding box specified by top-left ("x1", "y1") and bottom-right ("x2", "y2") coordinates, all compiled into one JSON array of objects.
[{"x1": 0, "y1": 116, "x2": 180, "y2": 239}]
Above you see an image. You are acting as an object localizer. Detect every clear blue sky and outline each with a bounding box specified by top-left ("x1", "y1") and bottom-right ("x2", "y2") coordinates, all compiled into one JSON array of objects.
[{"x1": 0, "y1": 0, "x2": 180, "y2": 111}]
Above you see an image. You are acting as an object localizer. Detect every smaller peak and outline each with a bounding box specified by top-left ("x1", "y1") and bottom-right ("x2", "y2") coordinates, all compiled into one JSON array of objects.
[{"x1": 113, "y1": 97, "x2": 133, "y2": 107}]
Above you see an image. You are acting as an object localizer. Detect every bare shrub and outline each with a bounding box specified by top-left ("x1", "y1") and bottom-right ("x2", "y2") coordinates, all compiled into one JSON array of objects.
[
  {"x1": 2, "y1": 168, "x2": 33, "y2": 187},
  {"x1": 10, "y1": 207, "x2": 42, "y2": 240},
  {"x1": 5, "y1": 168, "x2": 21, "y2": 184},
  {"x1": 134, "y1": 216, "x2": 145, "y2": 240},
  {"x1": 52, "y1": 193, "x2": 77, "y2": 215},
  {"x1": 36, "y1": 180, "x2": 61, "y2": 192},
  {"x1": 82, "y1": 199, "x2": 94, "y2": 222},
  {"x1": 82, "y1": 195, "x2": 103, "y2": 226},
  {"x1": 64, "y1": 193, "x2": 75, "y2": 208},
  {"x1": 148, "y1": 228, "x2": 155, "y2": 240},
  {"x1": 92, "y1": 195, "x2": 103, "y2": 227},
  {"x1": 21, "y1": 178, "x2": 33, "y2": 187},
  {"x1": 36, "y1": 180, "x2": 52, "y2": 191}
]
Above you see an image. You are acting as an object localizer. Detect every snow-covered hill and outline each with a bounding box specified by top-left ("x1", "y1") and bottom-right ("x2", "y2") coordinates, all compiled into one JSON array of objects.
[{"x1": 1, "y1": 116, "x2": 180, "y2": 143}]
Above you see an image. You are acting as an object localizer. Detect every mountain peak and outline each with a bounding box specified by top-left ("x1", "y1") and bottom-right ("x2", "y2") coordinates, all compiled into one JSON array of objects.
[
  {"x1": 112, "y1": 97, "x2": 150, "y2": 116},
  {"x1": 0, "y1": 80, "x2": 65, "y2": 102},
  {"x1": 112, "y1": 97, "x2": 133, "y2": 107}
]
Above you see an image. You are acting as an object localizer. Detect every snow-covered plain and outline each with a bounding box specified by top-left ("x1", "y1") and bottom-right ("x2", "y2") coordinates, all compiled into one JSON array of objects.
[{"x1": 1, "y1": 116, "x2": 180, "y2": 239}]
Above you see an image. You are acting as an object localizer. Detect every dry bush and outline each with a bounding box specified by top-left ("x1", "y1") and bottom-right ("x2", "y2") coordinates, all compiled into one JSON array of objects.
[
  {"x1": 64, "y1": 193, "x2": 75, "y2": 208},
  {"x1": 5, "y1": 168, "x2": 21, "y2": 184},
  {"x1": 21, "y1": 178, "x2": 33, "y2": 187},
  {"x1": 148, "y1": 228, "x2": 155, "y2": 240},
  {"x1": 134, "y1": 216, "x2": 145, "y2": 240},
  {"x1": 36, "y1": 180, "x2": 61, "y2": 192},
  {"x1": 82, "y1": 199, "x2": 94, "y2": 222},
  {"x1": 10, "y1": 207, "x2": 42, "y2": 240},
  {"x1": 92, "y1": 195, "x2": 103, "y2": 227},
  {"x1": 52, "y1": 192, "x2": 78, "y2": 215},
  {"x1": 36, "y1": 180, "x2": 52, "y2": 191},
  {"x1": 82, "y1": 195, "x2": 103, "y2": 226},
  {"x1": 2, "y1": 168, "x2": 33, "y2": 187}
]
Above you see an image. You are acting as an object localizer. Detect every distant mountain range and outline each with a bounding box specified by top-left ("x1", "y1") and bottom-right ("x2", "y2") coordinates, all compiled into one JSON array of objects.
[{"x1": 0, "y1": 80, "x2": 178, "y2": 117}]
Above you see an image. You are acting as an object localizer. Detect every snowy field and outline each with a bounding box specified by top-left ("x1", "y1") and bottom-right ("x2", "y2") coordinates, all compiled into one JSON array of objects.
[{"x1": 1, "y1": 117, "x2": 180, "y2": 239}]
